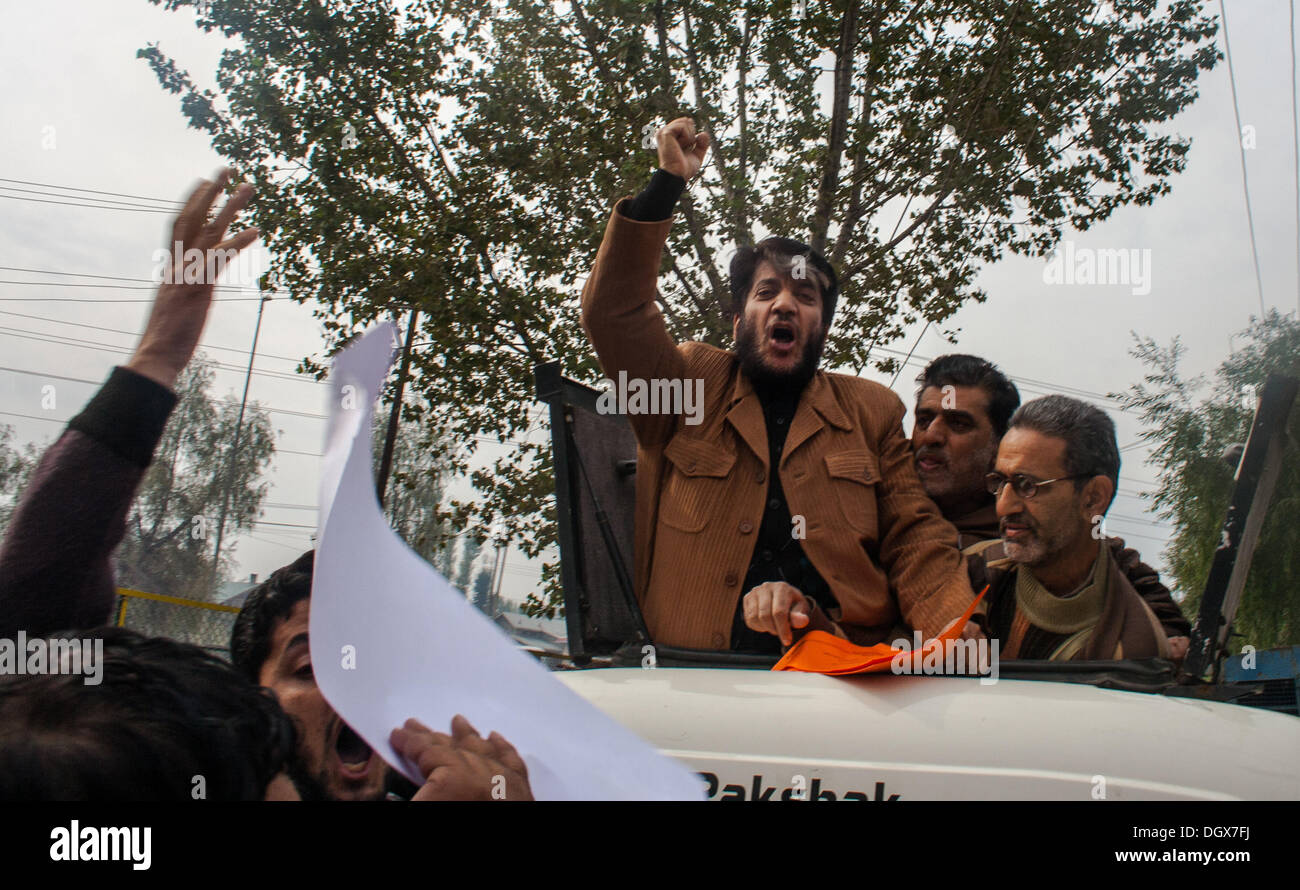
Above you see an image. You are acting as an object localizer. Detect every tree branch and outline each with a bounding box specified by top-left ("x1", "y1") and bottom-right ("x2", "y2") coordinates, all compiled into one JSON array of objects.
[
  {"x1": 568, "y1": 0, "x2": 624, "y2": 97},
  {"x1": 680, "y1": 7, "x2": 739, "y2": 238},
  {"x1": 735, "y1": 2, "x2": 754, "y2": 243},
  {"x1": 809, "y1": 0, "x2": 861, "y2": 253}
]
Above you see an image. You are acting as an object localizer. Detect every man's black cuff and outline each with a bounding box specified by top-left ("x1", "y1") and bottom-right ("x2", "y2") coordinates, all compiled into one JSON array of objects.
[
  {"x1": 620, "y1": 169, "x2": 687, "y2": 221},
  {"x1": 67, "y1": 367, "x2": 178, "y2": 468}
]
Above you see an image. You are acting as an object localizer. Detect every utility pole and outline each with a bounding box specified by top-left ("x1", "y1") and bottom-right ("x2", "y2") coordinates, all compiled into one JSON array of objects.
[
  {"x1": 490, "y1": 539, "x2": 508, "y2": 614},
  {"x1": 376, "y1": 307, "x2": 419, "y2": 508},
  {"x1": 211, "y1": 292, "x2": 271, "y2": 593}
]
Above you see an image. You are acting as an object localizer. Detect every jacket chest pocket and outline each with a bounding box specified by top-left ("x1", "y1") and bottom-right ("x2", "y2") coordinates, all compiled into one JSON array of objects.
[
  {"x1": 824, "y1": 449, "x2": 880, "y2": 536},
  {"x1": 660, "y1": 435, "x2": 737, "y2": 532}
]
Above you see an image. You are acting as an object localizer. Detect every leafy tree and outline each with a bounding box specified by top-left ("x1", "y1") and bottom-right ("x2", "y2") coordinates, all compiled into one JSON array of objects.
[
  {"x1": 372, "y1": 405, "x2": 457, "y2": 574},
  {"x1": 141, "y1": 0, "x2": 1221, "y2": 612},
  {"x1": 453, "y1": 534, "x2": 484, "y2": 593},
  {"x1": 0, "y1": 425, "x2": 40, "y2": 532},
  {"x1": 472, "y1": 564, "x2": 495, "y2": 615},
  {"x1": 1116, "y1": 310, "x2": 1300, "y2": 650},
  {"x1": 115, "y1": 353, "x2": 275, "y2": 600}
]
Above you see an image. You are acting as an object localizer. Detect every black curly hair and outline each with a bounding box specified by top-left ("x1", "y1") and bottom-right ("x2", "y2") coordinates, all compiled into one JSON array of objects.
[
  {"x1": 0, "y1": 626, "x2": 296, "y2": 800},
  {"x1": 229, "y1": 549, "x2": 315, "y2": 683}
]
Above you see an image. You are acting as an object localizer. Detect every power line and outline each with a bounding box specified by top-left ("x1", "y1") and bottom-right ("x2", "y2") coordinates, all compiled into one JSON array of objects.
[
  {"x1": 0, "y1": 177, "x2": 184, "y2": 206},
  {"x1": 888, "y1": 321, "x2": 932, "y2": 389},
  {"x1": 0, "y1": 186, "x2": 179, "y2": 213},
  {"x1": 0, "y1": 363, "x2": 528, "y2": 448},
  {"x1": 0, "y1": 409, "x2": 63, "y2": 425},
  {"x1": 1219, "y1": 0, "x2": 1267, "y2": 314},
  {"x1": 871, "y1": 341, "x2": 1127, "y2": 407},
  {"x1": 0, "y1": 193, "x2": 175, "y2": 214},
  {"x1": 247, "y1": 534, "x2": 312, "y2": 554},
  {"x1": 0, "y1": 279, "x2": 263, "y2": 292},
  {"x1": 0, "y1": 309, "x2": 308, "y2": 367},
  {"x1": 275, "y1": 447, "x2": 323, "y2": 458},
  {"x1": 0, "y1": 293, "x2": 265, "y2": 304},
  {"x1": 0, "y1": 265, "x2": 277, "y2": 293},
  {"x1": 0, "y1": 328, "x2": 324, "y2": 387}
]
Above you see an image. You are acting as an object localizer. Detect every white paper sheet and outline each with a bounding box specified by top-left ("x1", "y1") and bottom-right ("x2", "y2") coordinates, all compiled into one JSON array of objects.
[{"x1": 310, "y1": 323, "x2": 704, "y2": 800}]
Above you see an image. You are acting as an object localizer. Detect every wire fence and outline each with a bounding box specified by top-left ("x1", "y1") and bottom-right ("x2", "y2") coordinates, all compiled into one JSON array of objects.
[{"x1": 114, "y1": 587, "x2": 240, "y2": 659}]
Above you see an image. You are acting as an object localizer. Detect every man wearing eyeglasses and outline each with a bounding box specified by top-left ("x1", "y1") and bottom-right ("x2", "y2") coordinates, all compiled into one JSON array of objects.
[
  {"x1": 963, "y1": 394, "x2": 1170, "y2": 661},
  {"x1": 910, "y1": 355, "x2": 1190, "y2": 659}
]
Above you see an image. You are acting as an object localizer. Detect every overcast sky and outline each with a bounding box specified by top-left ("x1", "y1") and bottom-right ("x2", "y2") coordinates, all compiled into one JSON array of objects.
[{"x1": 2, "y1": 0, "x2": 1298, "y2": 608}]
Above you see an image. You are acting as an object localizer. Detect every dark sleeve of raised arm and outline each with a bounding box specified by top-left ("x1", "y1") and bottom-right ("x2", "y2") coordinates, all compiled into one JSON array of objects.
[
  {"x1": 1107, "y1": 536, "x2": 1191, "y2": 638},
  {"x1": 621, "y1": 170, "x2": 687, "y2": 222},
  {"x1": 0, "y1": 367, "x2": 177, "y2": 636}
]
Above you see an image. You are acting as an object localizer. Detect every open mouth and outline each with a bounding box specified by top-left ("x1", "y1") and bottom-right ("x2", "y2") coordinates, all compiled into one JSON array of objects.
[
  {"x1": 769, "y1": 322, "x2": 796, "y2": 350},
  {"x1": 916, "y1": 451, "x2": 946, "y2": 472},
  {"x1": 335, "y1": 722, "x2": 373, "y2": 773}
]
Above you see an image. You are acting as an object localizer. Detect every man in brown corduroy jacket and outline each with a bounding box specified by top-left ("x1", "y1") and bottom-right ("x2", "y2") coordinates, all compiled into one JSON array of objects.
[{"x1": 579, "y1": 116, "x2": 976, "y2": 654}]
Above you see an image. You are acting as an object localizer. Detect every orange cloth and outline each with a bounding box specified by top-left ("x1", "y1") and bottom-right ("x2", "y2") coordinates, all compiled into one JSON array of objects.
[{"x1": 774, "y1": 588, "x2": 988, "y2": 675}]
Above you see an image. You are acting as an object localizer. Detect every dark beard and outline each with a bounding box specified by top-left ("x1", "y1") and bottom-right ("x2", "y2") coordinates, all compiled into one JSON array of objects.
[
  {"x1": 284, "y1": 753, "x2": 332, "y2": 802},
  {"x1": 734, "y1": 314, "x2": 826, "y2": 388}
]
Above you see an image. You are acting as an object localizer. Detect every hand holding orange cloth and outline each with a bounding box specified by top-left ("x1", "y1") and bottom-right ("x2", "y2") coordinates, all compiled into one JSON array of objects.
[{"x1": 773, "y1": 588, "x2": 988, "y2": 675}]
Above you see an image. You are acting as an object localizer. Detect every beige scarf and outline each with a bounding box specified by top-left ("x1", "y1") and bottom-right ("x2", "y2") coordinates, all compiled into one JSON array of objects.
[{"x1": 1015, "y1": 545, "x2": 1110, "y2": 660}]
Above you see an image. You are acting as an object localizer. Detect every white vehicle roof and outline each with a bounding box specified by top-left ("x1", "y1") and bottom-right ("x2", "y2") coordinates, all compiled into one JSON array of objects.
[{"x1": 559, "y1": 667, "x2": 1300, "y2": 800}]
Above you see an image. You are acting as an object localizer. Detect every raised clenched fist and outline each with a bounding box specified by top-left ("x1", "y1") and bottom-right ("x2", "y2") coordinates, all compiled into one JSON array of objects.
[{"x1": 656, "y1": 116, "x2": 711, "y2": 181}]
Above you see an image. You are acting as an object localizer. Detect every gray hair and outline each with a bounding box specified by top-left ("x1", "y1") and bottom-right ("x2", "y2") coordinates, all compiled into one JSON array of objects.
[{"x1": 1008, "y1": 395, "x2": 1120, "y2": 512}]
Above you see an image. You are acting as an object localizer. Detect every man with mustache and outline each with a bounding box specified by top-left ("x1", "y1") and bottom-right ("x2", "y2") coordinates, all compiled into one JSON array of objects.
[
  {"x1": 910, "y1": 354, "x2": 1190, "y2": 656},
  {"x1": 581, "y1": 116, "x2": 976, "y2": 653},
  {"x1": 968, "y1": 395, "x2": 1170, "y2": 660}
]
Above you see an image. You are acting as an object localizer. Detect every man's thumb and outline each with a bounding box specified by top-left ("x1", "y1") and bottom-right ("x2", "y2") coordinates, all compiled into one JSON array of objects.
[{"x1": 791, "y1": 601, "x2": 810, "y2": 628}]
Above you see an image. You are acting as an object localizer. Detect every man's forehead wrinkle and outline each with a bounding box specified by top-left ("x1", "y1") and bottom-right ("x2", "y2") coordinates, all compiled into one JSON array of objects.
[{"x1": 998, "y1": 445, "x2": 1068, "y2": 479}]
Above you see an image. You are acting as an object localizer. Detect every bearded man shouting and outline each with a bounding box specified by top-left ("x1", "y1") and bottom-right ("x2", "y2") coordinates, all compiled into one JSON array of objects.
[{"x1": 580, "y1": 116, "x2": 977, "y2": 654}]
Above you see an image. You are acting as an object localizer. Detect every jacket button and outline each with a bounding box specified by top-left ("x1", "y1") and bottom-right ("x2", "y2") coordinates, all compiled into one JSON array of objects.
[
  {"x1": 711, "y1": 632, "x2": 726, "y2": 647},
  {"x1": 739, "y1": 519, "x2": 754, "y2": 534},
  {"x1": 686, "y1": 461, "x2": 696, "y2": 472},
  {"x1": 724, "y1": 571, "x2": 738, "y2": 586},
  {"x1": 754, "y1": 469, "x2": 765, "y2": 483}
]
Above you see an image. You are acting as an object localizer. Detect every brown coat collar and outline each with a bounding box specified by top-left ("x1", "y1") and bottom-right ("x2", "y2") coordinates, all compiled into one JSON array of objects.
[{"x1": 724, "y1": 369, "x2": 853, "y2": 469}]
